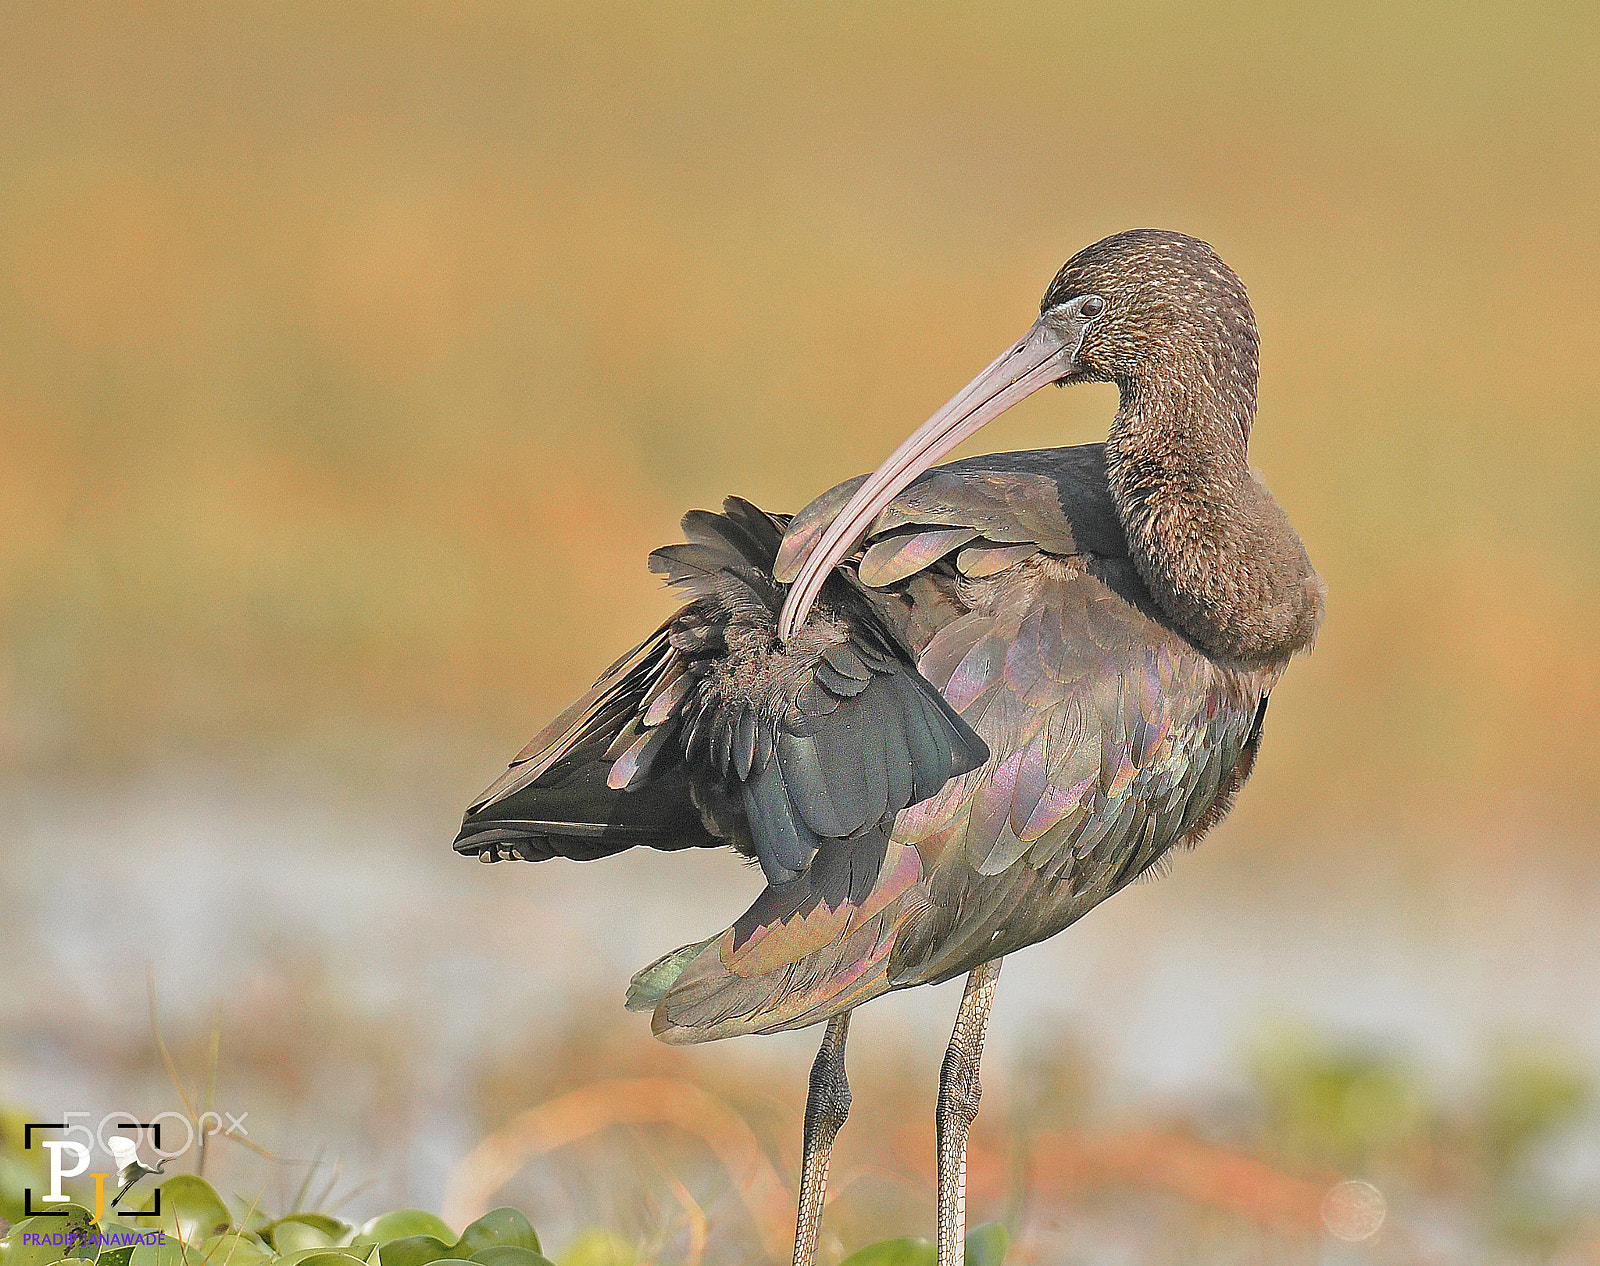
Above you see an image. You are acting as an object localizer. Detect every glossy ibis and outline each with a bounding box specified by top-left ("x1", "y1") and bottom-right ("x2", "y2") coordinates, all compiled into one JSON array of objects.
[{"x1": 455, "y1": 229, "x2": 1323, "y2": 1265}]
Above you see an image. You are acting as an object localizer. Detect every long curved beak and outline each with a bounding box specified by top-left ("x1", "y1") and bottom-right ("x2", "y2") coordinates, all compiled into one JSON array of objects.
[{"x1": 776, "y1": 312, "x2": 1090, "y2": 642}]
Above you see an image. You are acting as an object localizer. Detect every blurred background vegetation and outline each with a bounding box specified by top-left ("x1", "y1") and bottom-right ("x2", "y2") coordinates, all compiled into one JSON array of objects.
[{"x1": 2, "y1": 1, "x2": 1598, "y2": 1261}]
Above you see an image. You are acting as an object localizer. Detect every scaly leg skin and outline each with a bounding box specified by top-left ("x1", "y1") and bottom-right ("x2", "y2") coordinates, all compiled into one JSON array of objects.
[
  {"x1": 936, "y1": 959, "x2": 1003, "y2": 1266},
  {"x1": 792, "y1": 1011, "x2": 853, "y2": 1266}
]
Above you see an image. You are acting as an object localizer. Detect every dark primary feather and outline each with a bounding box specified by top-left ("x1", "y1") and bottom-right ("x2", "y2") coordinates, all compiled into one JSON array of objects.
[
  {"x1": 455, "y1": 496, "x2": 988, "y2": 889},
  {"x1": 454, "y1": 626, "x2": 721, "y2": 862}
]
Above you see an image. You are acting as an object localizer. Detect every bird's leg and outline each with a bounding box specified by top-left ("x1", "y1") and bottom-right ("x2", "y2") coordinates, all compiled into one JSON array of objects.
[
  {"x1": 936, "y1": 958, "x2": 1002, "y2": 1266},
  {"x1": 792, "y1": 1011, "x2": 853, "y2": 1266}
]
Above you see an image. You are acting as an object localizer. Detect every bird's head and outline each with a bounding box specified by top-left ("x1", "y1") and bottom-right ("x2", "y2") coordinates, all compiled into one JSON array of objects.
[
  {"x1": 776, "y1": 228, "x2": 1256, "y2": 641},
  {"x1": 1040, "y1": 229, "x2": 1259, "y2": 405}
]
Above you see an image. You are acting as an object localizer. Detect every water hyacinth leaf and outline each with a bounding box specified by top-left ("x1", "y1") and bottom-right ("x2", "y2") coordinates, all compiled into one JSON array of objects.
[
  {"x1": 3, "y1": 1208, "x2": 99, "y2": 1266},
  {"x1": 453, "y1": 1210, "x2": 540, "y2": 1257},
  {"x1": 553, "y1": 1230, "x2": 634, "y2": 1266},
  {"x1": 277, "y1": 1216, "x2": 347, "y2": 1245},
  {"x1": 154, "y1": 1177, "x2": 232, "y2": 1244},
  {"x1": 292, "y1": 1254, "x2": 371, "y2": 1266},
  {"x1": 266, "y1": 1219, "x2": 338, "y2": 1254},
  {"x1": 276, "y1": 1250, "x2": 374, "y2": 1266},
  {"x1": 127, "y1": 1235, "x2": 202, "y2": 1266},
  {"x1": 195, "y1": 1234, "x2": 270, "y2": 1266},
  {"x1": 467, "y1": 1249, "x2": 554, "y2": 1266},
  {"x1": 838, "y1": 1239, "x2": 936, "y2": 1266},
  {"x1": 375, "y1": 1236, "x2": 454, "y2": 1266},
  {"x1": 964, "y1": 1223, "x2": 1008, "y2": 1266},
  {"x1": 62, "y1": 1209, "x2": 99, "y2": 1263},
  {"x1": 358, "y1": 1214, "x2": 455, "y2": 1248},
  {"x1": 96, "y1": 1222, "x2": 153, "y2": 1266}
]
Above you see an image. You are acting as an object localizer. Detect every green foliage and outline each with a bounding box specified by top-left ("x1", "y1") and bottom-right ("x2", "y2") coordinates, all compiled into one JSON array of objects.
[
  {"x1": 838, "y1": 1237, "x2": 934, "y2": 1266},
  {"x1": 1481, "y1": 1043, "x2": 1589, "y2": 1170},
  {"x1": 1239, "y1": 1026, "x2": 1598, "y2": 1255},
  {"x1": 469, "y1": 1249, "x2": 547, "y2": 1266},
  {"x1": 94, "y1": 1225, "x2": 145, "y2": 1266},
  {"x1": 1478, "y1": 1043, "x2": 1593, "y2": 1252},
  {"x1": 127, "y1": 1231, "x2": 199, "y2": 1266},
  {"x1": 550, "y1": 1231, "x2": 630, "y2": 1266},
  {"x1": 193, "y1": 1235, "x2": 269, "y2": 1266},
  {"x1": 354, "y1": 1215, "x2": 454, "y2": 1248},
  {"x1": 1249, "y1": 1020, "x2": 1425, "y2": 1168},
  {"x1": 265, "y1": 1218, "x2": 342, "y2": 1254},
  {"x1": 373, "y1": 1237, "x2": 454, "y2": 1266},
  {"x1": 2, "y1": 1207, "x2": 100, "y2": 1266},
  {"x1": 448, "y1": 1210, "x2": 538, "y2": 1259},
  {"x1": 149, "y1": 1177, "x2": 232, "y2": 1246},
  {"x1": 833, "y1": 1223, "x2": 1007, "y2": 1266},
  {"x1": 0, "y1": 1184, "x2": 557, "y2": 1266}
]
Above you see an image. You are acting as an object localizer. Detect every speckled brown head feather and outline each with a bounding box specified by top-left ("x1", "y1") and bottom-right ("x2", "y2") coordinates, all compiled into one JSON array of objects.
[{"x1": 1044, "y1": 229, "x2": 1259, "y2": 443}]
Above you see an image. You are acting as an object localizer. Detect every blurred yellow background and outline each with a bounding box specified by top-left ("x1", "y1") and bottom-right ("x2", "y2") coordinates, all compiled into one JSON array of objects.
[{"x1": 3, "y1": 2, "x2": 1599, "y2": 1261}]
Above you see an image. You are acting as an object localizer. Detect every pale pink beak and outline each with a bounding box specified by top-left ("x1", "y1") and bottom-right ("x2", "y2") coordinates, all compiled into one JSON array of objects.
[{"x1": 776, "y1": 301, "x2": 1099, "y2": 642}]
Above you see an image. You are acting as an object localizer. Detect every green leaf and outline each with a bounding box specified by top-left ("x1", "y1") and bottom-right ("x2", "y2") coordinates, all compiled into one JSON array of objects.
[
  {"x1": 275, "y1": 1250, "x2": 374, "y2": 1266},
  {"x1": 376, "y1": 1236, "x2": 454, "y2": 1266},
  {"x1": 154, "y1": 1178, "x2": 232, "y2": 1244},
  {"x1": 469, "y1": 1248, "x2": 554, "y2": 1266},
  {"x1": 964, "y1": 1223, "x2": 1008, "y2": 1266},
  {"x1": 453, "y1": 1211, "x2": 539, "y2": 1257},
  {"x1": 195, "y1": 1234, "x2": 271, "y2": 1266},
  {"x1": 3, "y1": 1207, "x2": 100, "y2": 1266},
  {"x1": 554, "y1": 1231, "x2": 634, "y2": 1266},
  {"x1": 291, "y1": 1254, "x2": 371, "y2": 1266},
  {"x1": 267, "y1": 1215, "x2": 350, "y2": 1253},
  {"x1": 268, "y1": 1221, "x2": 335, "y2": 1254},
  {"x1": 128, "y1": 1234, "x2": 202, "y2": 1266},
  {"x1": 358, "y1": 1214, "x2": 455, "y2": 1247},
  {"x1": 298, "y1": 1217, "x2": 350, "y2": 1239},
  {"x1": 95, "y1": 1222, "x2": 155, "y2": 1266},
  {"x1": 838, "y1": 1238, "x2": 936, "y2": 1266}
]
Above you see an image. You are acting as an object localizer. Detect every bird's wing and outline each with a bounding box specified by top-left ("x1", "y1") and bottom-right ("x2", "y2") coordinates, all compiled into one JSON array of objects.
[
  {"x1": 776, "y1": 445, "x2": 1120, "y2": 587},
  {"x1": 883, "y1": 557, "x2": 1275, "y2": 987},
  {"x1": 106, "y1": 1135, "x2": 139, "y2": 1176},
  {"x1": 454, "y1": 617, "x2": 726, "y2": 862},
  {"x1": 459, "y1": 496, "x2": 988, "y2": 912}
]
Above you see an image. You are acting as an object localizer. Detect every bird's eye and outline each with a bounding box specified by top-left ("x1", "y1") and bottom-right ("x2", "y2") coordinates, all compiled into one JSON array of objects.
[{"x1": 1080, "y1": 295, "x2": 1106, "y2": 318}]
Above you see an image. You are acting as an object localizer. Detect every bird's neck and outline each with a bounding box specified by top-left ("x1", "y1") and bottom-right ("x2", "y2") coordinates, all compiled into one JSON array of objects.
[{"x1": 1104, "y1": 370, "x2": 1323, "y2": 667}]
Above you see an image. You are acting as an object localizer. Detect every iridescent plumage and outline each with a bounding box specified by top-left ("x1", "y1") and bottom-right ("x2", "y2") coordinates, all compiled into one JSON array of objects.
[{"x1": 454, "y1": 229, "x2": 1323, "y2": 1266}]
